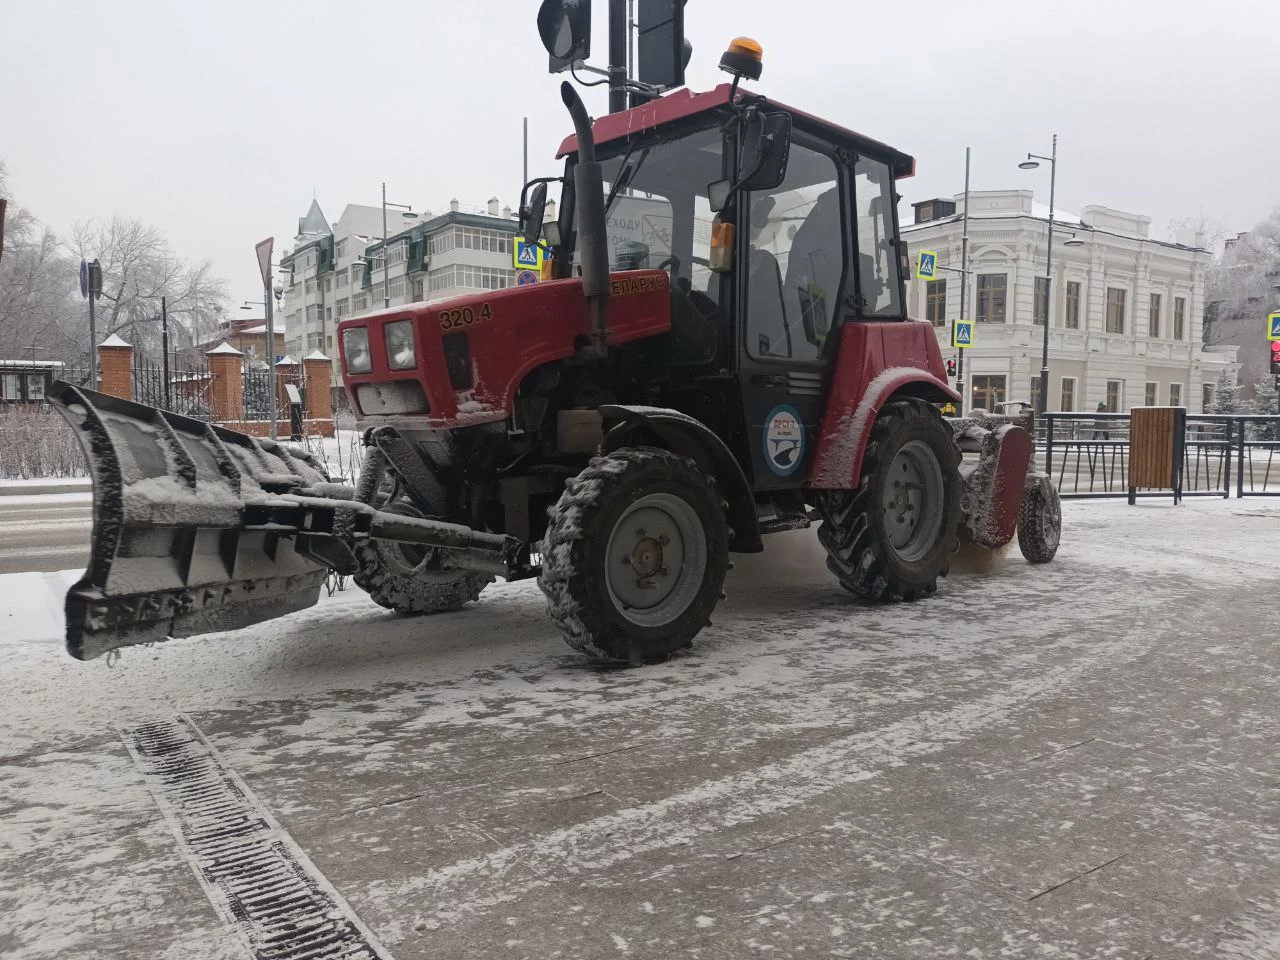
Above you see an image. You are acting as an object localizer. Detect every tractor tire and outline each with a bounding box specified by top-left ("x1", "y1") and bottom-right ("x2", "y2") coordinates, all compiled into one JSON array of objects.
[
  {"x1": 352, "y1": 501, "x2": 491, "y2": 615},
  {"x1": 539, "y1": 446, "x2": 729, "y2": 664},
  {"x1": 817, "y1": 398, "x2": 962, "y2": 602},
  {"x1": 1017, "y1": 476, "x2": 1062, "y2": 564}
]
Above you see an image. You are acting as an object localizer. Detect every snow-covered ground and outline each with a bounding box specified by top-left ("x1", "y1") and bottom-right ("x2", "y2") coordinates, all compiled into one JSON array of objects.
[{"x1": 2, "y1": 500, "x2": 1280, "y2": 959}]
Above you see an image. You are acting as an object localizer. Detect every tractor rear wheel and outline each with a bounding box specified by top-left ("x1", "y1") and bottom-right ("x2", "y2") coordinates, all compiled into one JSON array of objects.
[
  {"x1": 539, "y1": 447, "x2": 729, "y2": 663},
  {"x1": 352, "y1": 501, "x2": 492, "y2": 615},
  {"x1": 817, "y1": 398, "x2": 962, "y2": 601}
]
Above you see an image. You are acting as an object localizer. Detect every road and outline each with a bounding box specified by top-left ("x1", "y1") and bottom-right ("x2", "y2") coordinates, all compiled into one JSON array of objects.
[
  {"x1": 0, "y1": 493, "x2": 90, "y2": 574},
  {"x1": 2, "y1": 500, "x2": 1280, "y2": 959}
]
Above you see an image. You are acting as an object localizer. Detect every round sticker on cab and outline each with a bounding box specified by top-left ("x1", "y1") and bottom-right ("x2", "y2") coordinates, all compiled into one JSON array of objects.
[{"x1": 763, "y1": 404, "x2": 805, "y2": 476}]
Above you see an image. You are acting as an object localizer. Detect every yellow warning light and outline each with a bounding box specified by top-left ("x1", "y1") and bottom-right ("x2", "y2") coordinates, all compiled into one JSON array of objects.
[{"x1": 719, "y1": 36, "x2": 763, "y2": 82}]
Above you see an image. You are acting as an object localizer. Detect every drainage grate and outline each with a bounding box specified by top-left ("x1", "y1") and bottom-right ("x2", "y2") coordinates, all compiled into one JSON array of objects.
[{"x1": 122, "y1": 715, "x2": 394, "y2": 960}]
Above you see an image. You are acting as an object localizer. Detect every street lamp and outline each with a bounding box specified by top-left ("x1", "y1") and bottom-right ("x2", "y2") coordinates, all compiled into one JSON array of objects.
[
  {"x1": 380, "y1": 182, "x2": 420, "y2": 309},
  {"x1": 1018, "y1": 135, "x2": 1059, "y2": 418}
]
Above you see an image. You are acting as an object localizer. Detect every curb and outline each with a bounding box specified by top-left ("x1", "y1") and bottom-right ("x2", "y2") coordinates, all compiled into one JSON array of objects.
[{"x1": 0, "y1": 481, "x2": 93, "y2": 497}]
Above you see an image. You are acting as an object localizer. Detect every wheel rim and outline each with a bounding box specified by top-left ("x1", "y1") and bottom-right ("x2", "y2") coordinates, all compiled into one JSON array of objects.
[
  {"x1": 604, "y1": 492, "x2": 707, "y2": 628},
  {"x1": 880, "y1": 439, "x2": 945, "y2": 563},
  {"x1": 376, "y1": 502, "x2": 442, "y2": 575},
  {"x1": 1040, "y1": 487, "x2": 1062, "y2": 549}
]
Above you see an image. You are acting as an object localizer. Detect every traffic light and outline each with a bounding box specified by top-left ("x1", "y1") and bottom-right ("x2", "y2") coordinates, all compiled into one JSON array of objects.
[
  {"x1": 946, "y1": 358, "x2": 957, "y2": 377},
  {"x1": 537, "y1": 0, "x2": 592, "y2": 73},
  {"x1": 638, "y1": 0, "x2": 691, "y2": 90},
  {"x1": 1271, "y1": 340, "x2": 1280, "y2": 375}
]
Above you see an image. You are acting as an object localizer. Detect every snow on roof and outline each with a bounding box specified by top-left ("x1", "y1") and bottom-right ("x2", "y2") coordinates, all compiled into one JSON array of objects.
[
  {"x1": 240, "y1": 323, "x2": 286, "y2": 335},
  {"x1": 0, "y1": 359, "x2": 65, "y2": 368},
  {"x1": 275, "y1": 354, "x2": 297, "y2": 366},
  {"x1": 100, "y1": 333, "x2": 131, "y2": 348},
  {"x1": 207, "y1": 341, "x2": 243, "y2": 355},
  {"x1": 303, "y1": 349, "x2": 330, "y2": 361},
  {"x1": 1030, "y1": 202, "x2": 1082, "y2": 225}
]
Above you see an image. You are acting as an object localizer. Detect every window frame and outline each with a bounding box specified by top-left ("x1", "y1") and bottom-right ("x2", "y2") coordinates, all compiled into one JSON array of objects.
[
  {"x1": 1033, "y1": 275, "x2": 1049, "y2": 326},
  {"x1": 1060, "y1": 376, "x2": 1076, "y2": 412},
  {"x1": 1105, "y1": 379, "x2": 1122, "y2": 412},
  {"x1": 1064, "y1": 280, "x2": 1081, "y2": 329},
  {"x1": 925, "y1": 278, "x2": 947, "y2": 327},
  {"x1": 1173, "y1": 297, "x2": 1186, "y2": 340},
  {"x1": 1105, "y1": 288, "x2": 1126, "y2": 335},
  {"x1": 1148, "y1": 292, "x2": 1162, "y2": 338},
  {"x1": 976, "y1": 273, "x2": 1007, "y2": 323},
  {"x1": 1144, "y1": 381, "x2": 1158, "y2": 407}
]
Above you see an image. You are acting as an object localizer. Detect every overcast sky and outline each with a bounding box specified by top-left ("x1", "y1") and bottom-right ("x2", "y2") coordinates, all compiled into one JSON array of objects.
[{"x1": 3, "y1": 0, "x2": 1278, "y2": 305}]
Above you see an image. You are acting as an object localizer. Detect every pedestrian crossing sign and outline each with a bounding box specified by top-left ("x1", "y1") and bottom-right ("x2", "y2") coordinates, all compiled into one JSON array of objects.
[
  {"x1": 1268, "y1": 312, "x2": 1280, "y2": 341},
  {"x1": 952, "y1": 319, "x2": 974, "y2": 349},
  {"x1": 513, "y1": 237, "x2": 544, "y2": 271},
  {"x1": 916, "y1": 250, "x2": 938, "y2": 281}
]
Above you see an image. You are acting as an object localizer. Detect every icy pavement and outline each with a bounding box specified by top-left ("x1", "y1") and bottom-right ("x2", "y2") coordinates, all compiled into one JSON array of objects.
[{"x1": 2, "y1": 499, "x2": 1280, "y2": 959}]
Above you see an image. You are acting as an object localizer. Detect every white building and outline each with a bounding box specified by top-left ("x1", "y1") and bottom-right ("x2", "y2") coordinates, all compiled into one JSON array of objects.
[
  {"x1": 903, "y1": 190, "x2": 1236, "y2": 414},
  {"x1": 278, "y1": 197, "x2": 527, "y2": 369}
]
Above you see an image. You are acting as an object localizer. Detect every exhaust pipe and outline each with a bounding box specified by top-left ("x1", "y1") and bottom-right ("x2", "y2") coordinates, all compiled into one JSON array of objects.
[{"x1": 561, "y1": 81, "x2": 610, "y2": 359}]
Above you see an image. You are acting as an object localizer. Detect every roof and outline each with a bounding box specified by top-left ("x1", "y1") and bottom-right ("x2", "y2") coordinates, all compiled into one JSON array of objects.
[
  {"x1": 555, "y1": 83, "x2": 914, "y2": 178},
  {"x1": 303, "y1": 349, "x2": 330, "y2": 361},
  {"x1": 100, "y1": 333, "x2": 131, "y2": 348},
  {"x1": 297, "y1": 199, "x2": 332, "y2": 239},
  {"x1": 240, "y1": 323, "x2": 286, "y2": 335},
  {"x1": 207, "y1": 341, "x2": 243, "y2": 355},
  {"x1": 0, "y1": 359, "x2": 64, "y2": 368}
]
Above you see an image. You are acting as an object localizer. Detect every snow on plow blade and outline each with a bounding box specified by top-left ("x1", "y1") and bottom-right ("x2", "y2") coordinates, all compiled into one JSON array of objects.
[{"x1": 50, "y1": 382, "x2": 332, "y2": 661}]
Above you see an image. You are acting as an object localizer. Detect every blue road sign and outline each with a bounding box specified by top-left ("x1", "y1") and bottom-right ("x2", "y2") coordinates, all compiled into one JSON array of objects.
[
  {"x1": 952, "y1": 319, "x2": 974, "y2": 349},
  {"x1": 513, "y1": 237, "x2": 544, "y2": 270},
  {"x1": 916, "y1": 250, "x2": 937, "y2": 281},
  {"x1": 516, "y1": 269, "x2": 539, "y2": 286},
  {"x1": 1269, "y1": 312, "x2": 1280, "y2": 341}
]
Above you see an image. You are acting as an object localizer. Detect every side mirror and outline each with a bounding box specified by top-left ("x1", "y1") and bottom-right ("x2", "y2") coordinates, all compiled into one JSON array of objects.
[
  {"x1": 519, "y1": 182, "x2": 548, "y2": 245},
  {"x1": 706, "y1": 110, "x2": 792, "y2": 214},
  {"x1": 739, "y1": 111, "x2": 792, "y2": 192},
  {"x1": 541, "y1": 221, "x2": 562, "y2": 248}
]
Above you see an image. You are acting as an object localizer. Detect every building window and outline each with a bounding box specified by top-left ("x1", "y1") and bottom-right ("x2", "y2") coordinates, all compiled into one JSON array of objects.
[
  {"x1": 323, "y1": 277, "x2": 331, "y2": 294},
  {"x1": 1030, "y1": 375, "x2": 1042, "y2": 412},
  {"x1": 387, "y1": 242, "x2": 408, "y2": 266},
  {"x1": 1060, "y1": 377, "x2": 1076, "y2": 412},
  {"x1": 971, "y1": 375, "x2": 1006, "y2": 413},
  {"x1": 413, "y1": 280, "x2": 425, "y2": 302},
  {"x1": 335, "y1": 239, "x2": 347, "y2": 260},
  {"x1": 925, "y1": 279, "x2": 946, "y2": 326},
  {"x1": 1105, "y1": 288, "x2": 1126, "y2": 334},
  {"x1": 1202, "y1": 383, "x2": 1214, "y2": 411},
  {"x1": 1033, "y1": 276, "x2": 1049, "y2": 325},
  {"x1": 305, "y1": 304, "x2": 322, "y2": 323},
  {"x1": 1173, "y1": 297, "x2": 1186, "y2": 340},
  {"x1": 1169, "y1": 383, "x2": 1182, "y2": 406},
  {"x1": 428, "y1": 230, "x2": 456, "y2": 256},
  {"x1": 456, "y1": 263, "x2": 515, "y2": 290},
  {"x1": 976, "y1": 274, "x2": 1007, "y2": 323},
  {"x1": 428, "y1": 265, "x2": 455, "y2": 293},
  {"x1": 1148, "y1": 293, "x2": 1162, "y2": 338},
  {"x1": 1064, "y1": 281, "x2": 1081, "y2": 329},
  {"x1": 336, "y1": 298, "x2": 349, "y2": 318},
  {"x1": 1106, "y1": 380, "x2": 1122, "y2": 412},
  {"x1": 325, "y1": 306, "x2": 332, "y2": 324},
  {"x1": 350, "y1": 263, "x2": 363, "y2": 286},
  {"x1": 336, "y1": 268, "x2": 348, "y2": 289},
  {"x1": 353, "y1": 294, "x2": 369, "y2": 313},
  {"x1": 388, "y1": 278, "x2": 406, "y2": 300},
  {"x1": 1144, "y1": 382, "x2": 1158, "y2": 406},
  {"x1": 307, "y1": 332, "x2": 324, "y2": 350},
  {"x1": 304, "y1": 278, "x2": 316, "y2": 297}
]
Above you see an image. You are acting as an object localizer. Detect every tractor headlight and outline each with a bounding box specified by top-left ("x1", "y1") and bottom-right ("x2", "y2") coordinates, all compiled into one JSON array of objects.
[
  {"x1": 343, "y1": 328, "x2": 372, "y2": 374},
  {"x1": 384, "y1": 320, "x2": 417, "y2": 371}
]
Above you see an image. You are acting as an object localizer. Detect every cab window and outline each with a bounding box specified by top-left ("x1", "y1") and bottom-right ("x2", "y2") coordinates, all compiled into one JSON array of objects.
[
  {"x1": 854, "y1": 156, "x2": 903, "y2": 317},
  {"x1": 744, "y1": 143, "x2": 843, "y2": 362}
]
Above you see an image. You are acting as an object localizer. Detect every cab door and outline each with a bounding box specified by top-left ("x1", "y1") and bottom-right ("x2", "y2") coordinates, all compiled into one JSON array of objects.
[{"x1": 737, "y1": 139, "x2": 851, "y2": 490}]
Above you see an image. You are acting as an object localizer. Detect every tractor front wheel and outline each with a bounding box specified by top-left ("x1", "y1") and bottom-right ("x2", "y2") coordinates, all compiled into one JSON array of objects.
[
  {"x1": 539, "y1": 447, "x2": 729, "y2": 663},
  {"x1": 1017, "y1": 476, "x2": 1062, "y2": 564},
  {"x1": 352, "y1": 501, "x2": 492, "y2": 615},
  {"x1": 817, "y1": 398, "x2": 962, "y2": 601}
]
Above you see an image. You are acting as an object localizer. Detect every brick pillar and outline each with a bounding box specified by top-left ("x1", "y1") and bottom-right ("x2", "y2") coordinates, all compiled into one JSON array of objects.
[
  {"x1": 206, "y1": 342, "x2": 244, "y2": 423},
  {"x1": 302, "y1": 351, "x2": 332, "y2": 421},
  {"x1": 97, "y1": 334, "x2": 133, "y2": 400},
  {"x1": 275, "y1": 356, "x2": 302, "y2": 412}
]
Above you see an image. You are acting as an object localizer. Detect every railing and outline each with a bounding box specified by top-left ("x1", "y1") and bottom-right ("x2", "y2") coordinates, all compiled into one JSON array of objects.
[
  {"x1": 132, "y1": 353, "x2": 214, "y2": 420},
  {"x1": 1043, "y1": 412, "x2": 1280, "y2": 499}
]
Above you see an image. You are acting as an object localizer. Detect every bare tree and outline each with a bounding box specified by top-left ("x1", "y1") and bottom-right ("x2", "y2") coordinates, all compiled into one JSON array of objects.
[{"x1": 68, "y1": 216, "x2": 229, "y2": 360}]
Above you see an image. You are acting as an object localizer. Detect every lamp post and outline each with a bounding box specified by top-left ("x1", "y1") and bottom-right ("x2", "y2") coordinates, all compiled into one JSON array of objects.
[
  {"x1": 1018, "y1": 136, "x2": 1059, "y2": 418},
  {"x1": 380, "y1": 183, "x2": 419, "y2": 309}
]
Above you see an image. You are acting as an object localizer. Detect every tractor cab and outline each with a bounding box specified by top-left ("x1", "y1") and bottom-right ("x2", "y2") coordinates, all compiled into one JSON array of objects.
[{"x1": 530, "y1": 72, "x2": 924, "y2": 490}]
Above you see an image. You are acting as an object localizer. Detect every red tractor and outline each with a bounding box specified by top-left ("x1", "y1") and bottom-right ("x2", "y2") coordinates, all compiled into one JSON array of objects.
[{"x1": 50, "y1": 29, "x2": 1060, "y2": 664}]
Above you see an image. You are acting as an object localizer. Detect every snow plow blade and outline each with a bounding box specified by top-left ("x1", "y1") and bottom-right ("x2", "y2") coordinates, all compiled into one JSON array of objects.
[
  {"x1": 949, "y1": 412, "x2": 1036, "y2": 549},
  {"x1": 51, "y1": 383, "x2": 522, "y2": 662}
]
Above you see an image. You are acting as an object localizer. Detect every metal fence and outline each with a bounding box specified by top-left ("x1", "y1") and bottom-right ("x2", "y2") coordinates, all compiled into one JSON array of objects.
[
  {"x1": 1042, "y1": 412, "x2": 1280, "y2": 499},
  {"x1": 132, "y1": 353, "x2": 214, "y2": 420},
  {"x1": 242, "y1": 363, "x2": 307, "y2": 422}
]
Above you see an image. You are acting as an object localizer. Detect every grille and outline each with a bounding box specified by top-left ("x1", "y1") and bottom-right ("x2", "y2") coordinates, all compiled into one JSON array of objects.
[
  {"x1": 355, "y1": 381, "x2": 429, "y2": 416},
  {"x1": 121, "y1": 715, "x2": 393, "y2": 960}
]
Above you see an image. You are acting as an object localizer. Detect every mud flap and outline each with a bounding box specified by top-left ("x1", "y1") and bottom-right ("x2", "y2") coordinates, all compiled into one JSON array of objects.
[
  {"x1": 51, "y1": 383, "x2": 330, "y2": 661},
  {"x1": 958, "y1": 423, "x2": 1034, "y2": 549}
]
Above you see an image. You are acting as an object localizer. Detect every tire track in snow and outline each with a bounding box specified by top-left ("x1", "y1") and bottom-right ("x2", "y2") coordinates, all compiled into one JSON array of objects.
[{"x1": 369, "y1": 612, "x2": 1160, "y2": 928}]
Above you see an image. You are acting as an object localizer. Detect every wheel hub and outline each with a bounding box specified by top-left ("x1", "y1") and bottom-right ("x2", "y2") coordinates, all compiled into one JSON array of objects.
[
  {"x1": 629, "y1": 535, "x2": 666, "y2": 580},
  {"x1": 880, "y1": 440, "x2": 945, "y2": 562},
  {"x1": 605, "y1": 493, "x2": 707, "y2": 627}
]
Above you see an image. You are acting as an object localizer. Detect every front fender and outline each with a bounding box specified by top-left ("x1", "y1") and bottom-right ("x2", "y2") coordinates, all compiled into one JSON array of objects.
[{"x1": 599, "y1": 404, "x2": 763, "y2": 553}]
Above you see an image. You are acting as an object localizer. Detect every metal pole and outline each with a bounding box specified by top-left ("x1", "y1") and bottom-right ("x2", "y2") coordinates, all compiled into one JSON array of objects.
[
  {"x1": 161, "y1": 296, "x2": 171, "y2": 409},
  {"x1": 627, "y1": 0, "x2": 636, "y2": 106},
  {"x1": 381, "y1": 181, "x2": 390, "y2": 309},
  {"x1": 608, "y1": 0, "x2": 628, "y2": 114},
  {"x1": 87, "y1": 282, "x2": 98, "y2": 390},
  {"x1": 956, "y1": 146, "x2": 971, "y2": 415},
  {"x1": 264, "y1": 285, "x2": 277, "y2": 435},
  {"x1": 1039, "y1": 134, "x2": 1057, "y2": 419},
  {"x1": 523, "y1": 117, "x2": 529, "y2": 186}
]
